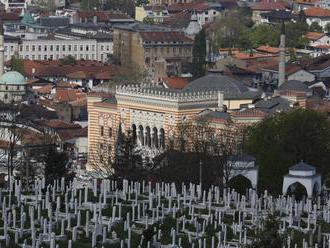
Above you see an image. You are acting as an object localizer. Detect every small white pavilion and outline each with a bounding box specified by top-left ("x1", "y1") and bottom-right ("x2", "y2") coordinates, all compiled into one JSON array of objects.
[
  {"x1": 282, "y1": 161, "x2": 321, "y2": 197},
  {"x1": 225, "y1": 154, "x2": 258, "y2": 189}
]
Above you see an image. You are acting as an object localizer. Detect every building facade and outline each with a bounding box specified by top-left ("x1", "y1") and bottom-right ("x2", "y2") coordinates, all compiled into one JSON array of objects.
[
  {"x1": 113, "y1": 24, "x2": 193, "y2": 77},
  {"x1": 4, "y1": 37, "x2": 112, "y2": 62},
  {"x1": 87, "y1": 85, "x2": 225, "y2": 170}
]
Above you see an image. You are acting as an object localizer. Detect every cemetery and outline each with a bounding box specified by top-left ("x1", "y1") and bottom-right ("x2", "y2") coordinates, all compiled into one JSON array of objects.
[{"x1": 1, "y1": 165, "x2": 330, "y2": 248}]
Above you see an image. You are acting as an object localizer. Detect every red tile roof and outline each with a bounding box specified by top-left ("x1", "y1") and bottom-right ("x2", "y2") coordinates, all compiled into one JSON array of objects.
[
  {"x1": 304, "y1": 31, "x2": 325, "y2": 41},
  {"x1": 140, "y1": 31, "x2": 193, "y2": 43},
  {"x1": 36, "y1": 84, "x2": 53, "y2": 95},
  {"x1": 0, "y1": 12, "x2": 20, "y2": 21},
  {"x1": 256, "y1": 45, "x2": 280, "y2": 54},
  {"x1": 231, "y1": 108, "x2": 267, "y2": 118},
  {"x1": 304, "y1": 7, "x2": 330, "y2": 17},
  {"x1": 22, "y1": 59, "x2": 118, "y2": 79},
  {"x1": 168, "y1": 2, "x2": 209, "y2": 13},
  {"x1": 54, "y1": 89, "x2": 86, "y2": 103},
  {"x1": 42, "y1": 119, "x2": 81, "y2": 129},
  {"x1": 262, "y1": 63, "x2": 303, "y2": 75},
  {"x1": 162, "y1": 77, "x2": 189, "y2": 89},
  {"x1": 251, "y1": 0, "x2": 287, "y2": 11}
]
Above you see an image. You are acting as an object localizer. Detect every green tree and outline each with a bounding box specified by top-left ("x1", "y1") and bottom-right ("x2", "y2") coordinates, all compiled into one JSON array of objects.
[
  {"x1": 44, "y1": 147, "x2": 72, "y2": 185},
  {"x1": 244, "y1": 109, "x2": 330, "y2": 194},
  {"x1": 11, "y1": 54, "x2": 24, "y2": 74},
  {"x1": 325, "y1": 23, "x2": 330, "y2": 33},
  {"x1": 192, "y1": 29, "x2": 206, "y2": 78},
  {"x1": 309, "y1": 22, "x2": 323, "y2": 32},
  {"x1": 60, "y1": 55, "x2": 76, "y2": 65},
  {"x1": 249, "y1": 24, "x2": 280, "y2": 47},
  {"x1": 80, "y1": 0, "x2": 98, "y2": 10},
  {"x1": 211, "y1": 8, "x2": 253, "y2": 49}
]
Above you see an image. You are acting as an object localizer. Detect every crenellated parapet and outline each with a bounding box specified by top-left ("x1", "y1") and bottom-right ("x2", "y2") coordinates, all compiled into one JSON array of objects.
[{"x1": 115, "y1": 84, "x2": 224, "y2": 107}]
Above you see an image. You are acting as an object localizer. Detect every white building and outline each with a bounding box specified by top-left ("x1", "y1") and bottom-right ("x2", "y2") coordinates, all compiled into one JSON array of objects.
[
  {"x1": 4, "y1": 36, "x2": 112, "y2": 63},
  {"x1": 305, "y1": 7, "x2": 330, "y2": 29}
]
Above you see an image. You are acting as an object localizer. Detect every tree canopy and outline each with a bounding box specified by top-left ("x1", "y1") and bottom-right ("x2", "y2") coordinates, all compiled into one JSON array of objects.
[
  {"x1": 244, "y1": 109, "x2": 330, "y2": 194},
  {"x1": 211, "y1": 8, "x2": 309, "y2": 50},
  {"x1": 192, "y1": 29, "x2": 206, "y2": 78}
]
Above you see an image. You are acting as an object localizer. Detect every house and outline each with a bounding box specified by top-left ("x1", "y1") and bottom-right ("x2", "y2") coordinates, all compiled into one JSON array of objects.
[
  {"x1": 167, "y1": 1, "x2": 224, "y2": 27},
  {"x1": 305, "y1": 32, "x2": 330, "y2": 47},
  {"x1": 275, "y1": 80, "x2": 312, "y2": 107},
  {"x1": 261, "y1": 63, "x2": 316, "y2": 83},
  {"x1": 135, "y1": 5, "x2": 170, "y2": 23},
  {"x1": 304, "y1": 7, "x2": 330, "y2": 29},
  {"x1": 304, "y1": 54, "x2": 330, "y2": 80},
  {"x1": 259, "y1": 10, "x2": 294, "y2": 24},
  {"x1": 250, "y1": 0, "x2": 288, "y2": 25}
]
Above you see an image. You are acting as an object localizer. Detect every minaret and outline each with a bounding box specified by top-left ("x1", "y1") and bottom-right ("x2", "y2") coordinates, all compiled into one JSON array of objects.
[
  {"x1": 278, "y1": 21, "x2": 286, "y2": 87},
  {"x1": 0, "y1": 19, "x2": 4, "y2": 76}
]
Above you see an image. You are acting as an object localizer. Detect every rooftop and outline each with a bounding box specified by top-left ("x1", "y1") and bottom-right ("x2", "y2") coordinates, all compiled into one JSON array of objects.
[
  {"x1": 183, "y1": 70, "x2": 249, "y2": 98},
  {"x1": 304, "y1": 31, "x2": 325, "y2": 41},
  {"x1": 289, "y1": 161, "x2": 315, "y2": 171},
  {"x1": 251, "y1": 0, "x2": 287, "y2": 11},
  {"x1": 304, "y1": 7, "x2": 330, "y2": 17}
]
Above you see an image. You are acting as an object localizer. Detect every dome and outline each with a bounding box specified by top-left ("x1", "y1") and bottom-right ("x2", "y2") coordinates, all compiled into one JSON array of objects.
[
  {"x1": 0, "y1": 71, "x2": 26, "y2": 85},
  {"x1": 183, "y1": 70, "x2": 249, "y2": 98}
]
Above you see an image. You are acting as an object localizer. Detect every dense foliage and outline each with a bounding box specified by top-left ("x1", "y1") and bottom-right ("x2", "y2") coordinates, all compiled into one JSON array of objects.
[
  {"x1": 192, "y1": 29, "x2": 207, "y2": 78},
  {"x1": 211, "y1": 8, "x2": 310, "y2": 50},
  {"x1": 244, "y1": 109, "x2": 330, "y2": 194}
]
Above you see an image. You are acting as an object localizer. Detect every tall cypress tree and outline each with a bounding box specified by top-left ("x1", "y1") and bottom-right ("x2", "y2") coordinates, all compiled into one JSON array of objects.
[{"x1": 192, "y1": 29, "x2": 206, "y2": 79}]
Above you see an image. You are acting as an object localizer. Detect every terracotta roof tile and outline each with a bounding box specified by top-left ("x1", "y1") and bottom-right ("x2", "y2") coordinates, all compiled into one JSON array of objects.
[
  {"x1": 41, "y1": 119, "x2": 81, "y2": 129},
  {"x1": 54, "y1": 89, "x2": 86, "y2": 103},
  {"x1": 36, "y1": 84, "x2": 53, "y2": 95},
  {"x1": 251, "y1": 0, "x2": 287, "y2": 11},
  {"x1": 304, "y1": 7, "x2": 330, "y2": 17},
  {"x1": 231, "y1": 108, "x2": 267, "y2": 118},
  {"x1": 162, "y1": 77, "x2": 189, "y2": 89},
  {"x1": 304, "y1": 32, "x2": 325, "y2": 41},
  {"x1": 256, "y1": 45, "x2": 280, "y2": 54}
]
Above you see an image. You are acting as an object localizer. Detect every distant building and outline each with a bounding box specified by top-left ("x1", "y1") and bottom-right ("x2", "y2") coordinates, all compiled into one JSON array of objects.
[
  {"x1": 112, "y1": 23, "x2": 193, "y2": 77},
  {"x1": 135, "y1": 5, "x2": 170, "y2": 23},
  {"x1": 251, "y1": 0, "x2": 287, "y2": 25},
  {"x1": 304, "y1": 7, "x2": 330, "y2": 29},
  {"x1": 0, "y1": 71, "x2": 27, "y2": 103}
]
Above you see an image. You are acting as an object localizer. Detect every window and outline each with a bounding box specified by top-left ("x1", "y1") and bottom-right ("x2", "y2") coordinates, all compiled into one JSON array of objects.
[
  {"x1": 25, "y1": 45, "x2": 29, "y2": 51},
  {"x1": 17, "y1": 86, "x2": 20, "y2": 90},
  {"x1": 19, "y1": 45, "x2": 23, "y2": 52},
  {"x1": 50, "y1": 45, "x2": 53, "y2": 51},
  {"x1": 10, "y1": 46, "x2": 14, "y2": 52},
  {"x1": 86, "y1": 45, "x2": 89, "y2": 51},
  {"x1": 4, "y1": 94, "x2": 7, "y2": 100},
  {"x1": 44, "y1": 45, "x2": 47, "y2": 51},
  {"x1": 44, "y1": 55, "x2": 47, "y2": 60},
  {"x1": 101, "y1": 45, "x2": 104, "y2": 51},
  {"x1": 32, "y1": 45, "x2": 35, "y2": 51},
  {"x1": 100, "y1": 126, "x2": 104, "y2": 136},
  {"x1": 5, "y1": 86, "x2": 8, "y2": 90},
  {"x1": 74, "y1": 45, "x2": 77, "y2": 51},
  {"x1": 109, "y1": 127, "x2": 112, "y2": 137},
  {"x1": 32, "y1": 55, "x2": 35, "y2": 60},
  {"x1": 56, "y1": 45, "x2": 59, "y2": 51},
  {"x1": 38, "y1": 45, "x2": 41, "y2": 51},
  {"x1": 38, "y1": 55, "x2": 41, "y2": 60},
  {"x1": 80, "y1": 45, "x2": 83, "y2": 51},
  {"x1": 63, "y1": 45, "x2": 65, "y2": 51}
]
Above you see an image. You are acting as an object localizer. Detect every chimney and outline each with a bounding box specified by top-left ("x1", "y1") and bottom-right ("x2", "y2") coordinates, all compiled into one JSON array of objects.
[
  {"x1": 218, "y1": 91, "x2": 224, "y2": 111},
  {"x1": 278, "y1": 21, "x2": 286, "y2": 87}
]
